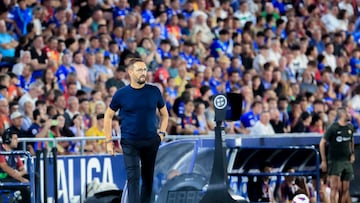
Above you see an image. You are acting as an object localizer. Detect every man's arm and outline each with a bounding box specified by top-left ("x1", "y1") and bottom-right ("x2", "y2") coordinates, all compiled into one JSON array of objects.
[
  {"x1": 104, "y1": 107, "x2": 116, "y2": 155},
  {"x1": 0, "y1": 162, "x2": 28, "y2": 182},
  {"x1": 350, "y1": 136, "x2": 355, "y2": 164},
  {"x1": 158, "y1": 105, "x2": 169, "y2": 140},
  {"x1": 319, "y1": 137, "x2": 327, "y2": 171}
]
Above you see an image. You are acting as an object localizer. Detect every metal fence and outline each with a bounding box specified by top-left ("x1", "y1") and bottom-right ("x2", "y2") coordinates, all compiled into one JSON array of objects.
[{"x1": 0, "y1": 151, "x2": 35, "y2": 203}]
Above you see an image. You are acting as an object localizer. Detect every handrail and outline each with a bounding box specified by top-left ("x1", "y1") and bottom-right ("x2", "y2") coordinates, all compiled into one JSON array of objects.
[{"x1": 0, "y1": 151, "x2": 35, "y2": 203}]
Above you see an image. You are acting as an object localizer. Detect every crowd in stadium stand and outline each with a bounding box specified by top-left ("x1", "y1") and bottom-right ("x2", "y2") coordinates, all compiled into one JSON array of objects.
[{"x1": 0, "y1": 0, "x2": 359, "y2": 154}]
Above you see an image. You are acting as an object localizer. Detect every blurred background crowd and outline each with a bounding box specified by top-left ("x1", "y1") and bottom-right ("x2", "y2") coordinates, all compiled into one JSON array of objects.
[{"x1": 0, "y1": 0, "x2": 360, "y2": 154}]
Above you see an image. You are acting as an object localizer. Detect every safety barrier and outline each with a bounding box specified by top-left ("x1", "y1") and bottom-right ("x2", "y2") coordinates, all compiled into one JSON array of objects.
[
  {"x1": 3, "y1": 134, "x2": 358, "y2": 202},
  {"x1": 0, "y1": 151, "x2": 35, "y2": 203}
]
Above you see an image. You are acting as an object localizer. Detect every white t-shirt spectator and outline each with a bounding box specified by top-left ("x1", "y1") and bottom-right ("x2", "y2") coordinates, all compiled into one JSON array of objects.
[
  {"x1": 250, "y1": 121, "x2": 275, "y2": 135},
  {"x1": 321, "y1": 13, "x2": 340, "y2": 33}
]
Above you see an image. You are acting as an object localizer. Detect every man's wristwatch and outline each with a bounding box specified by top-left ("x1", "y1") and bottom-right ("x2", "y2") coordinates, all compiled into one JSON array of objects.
[{"x1": 159, "y1": 131, "x2": 166, "y2": 137}]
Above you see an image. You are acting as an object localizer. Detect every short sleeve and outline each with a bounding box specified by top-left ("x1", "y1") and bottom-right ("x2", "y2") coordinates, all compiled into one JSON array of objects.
[
  {"x1": 156, "y1": 87, "x2": 165, "y2": 109},
  {"x1": 17, "y1": 156, "x2": 23, "y2": 168},
  {"x1": 109, "y1": 90, "x2": 122, "y2": 111}
]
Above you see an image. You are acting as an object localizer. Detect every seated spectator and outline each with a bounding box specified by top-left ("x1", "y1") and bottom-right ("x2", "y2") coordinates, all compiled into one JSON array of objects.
[
  {"x1": 0, "y1": 129, "x2": 30, "y2": 203},
  {"x1": 85, "y1": 113, "x2": 106, "y2": 153},
  {"x1": 292, "y1": 111, "x2": 312, "y2": 133},
  {"x1": 250, "y1": 111, "x2": 275, "y2": 135},
  {"x1": 276, "y1": 166, "x2": 309, "y2": 202},
  {"x1": 248, "y1": 161, "x2": 275, "y2": 202},
  {"x1": 50, "y1": 114, "x2": 75, "y2": 155},
  {"x1": 270, "y1": 108, "x2": 287, "y2": 133},
  {"x1": 236, "y1": 100, "x2": 263, "y2": 134},
  {"x1": 176, "y1": 100, "x2": 201, "y2": 135}
]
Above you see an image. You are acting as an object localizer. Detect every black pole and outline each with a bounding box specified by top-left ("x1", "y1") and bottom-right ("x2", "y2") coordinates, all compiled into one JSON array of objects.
[
  {"x1": 200, "y1": 94, "x2": 247, "y2": 203},
  {"x1": 43, "y1": 148, "x2": 48, "y2": 203},
  {"x1": 52, "y1": 147, "x2": 58, "y2": 203},
  {"x1": 35, "y1": 150, "x2": 41, "y2": 201}
]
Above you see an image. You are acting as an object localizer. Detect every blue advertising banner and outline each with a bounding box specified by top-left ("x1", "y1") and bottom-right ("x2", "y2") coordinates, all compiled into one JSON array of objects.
[{"x1": 37, "y1": 154, "x2": 126, "y2": 203}]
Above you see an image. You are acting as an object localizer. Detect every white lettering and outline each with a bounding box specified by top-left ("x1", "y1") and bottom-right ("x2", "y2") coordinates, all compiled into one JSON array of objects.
[
  {"x1": 40, "y1": 160, "x2": 44, "y2": 203},
  {"x1": 81, "y1": 158, "x2": 86, "y2": 200},
  {"x1": 87, "y1": 158, "x2": 101, "y2": 183},
  {"x1": 102, "y1": 158, "x2": 114, "y2": 183},
  {"x1": 68, "y1": 159, "x2": 79, "y2": 202},
  {"x1": 57, "y1": 159, "x2": 69, "y2": 203}
]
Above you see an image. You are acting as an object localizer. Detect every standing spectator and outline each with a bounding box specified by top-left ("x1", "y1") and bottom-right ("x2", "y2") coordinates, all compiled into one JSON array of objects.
[
  {"x1": 12, "y1": 0, "x2": 32, "y2": 36},
  {"x1": 0, "y1": 20, "x2": 18, "y2": 60},
  {"x1": 320, "y1": 107, "x2": 355, "y2": 203},
  {"x1": 29, "y1": 35, "x2": 47, "y2": 78}
]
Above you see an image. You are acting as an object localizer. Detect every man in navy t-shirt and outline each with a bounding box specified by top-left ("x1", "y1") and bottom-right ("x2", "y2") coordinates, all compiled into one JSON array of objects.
[{"x1": 104, "y1": 58, "x2": 169, "y2": 203}]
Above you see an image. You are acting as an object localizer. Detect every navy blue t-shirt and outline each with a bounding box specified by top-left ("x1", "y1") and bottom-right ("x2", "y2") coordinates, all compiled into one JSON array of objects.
[{"x1": 109, "y1": 84, "x2": 165, "y2": 140}]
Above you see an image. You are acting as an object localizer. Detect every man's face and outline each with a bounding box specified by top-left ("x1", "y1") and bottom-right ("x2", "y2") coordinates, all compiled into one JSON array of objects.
[
  {"x1": 130, "y1": 62, "x2": 147, "y2": 85},
  {"x1": 12, "y1": 117, "x2": 23, "y2": 128},
  {"x1": 10, "y1": 134, "x2": 18, "y2": 149}
]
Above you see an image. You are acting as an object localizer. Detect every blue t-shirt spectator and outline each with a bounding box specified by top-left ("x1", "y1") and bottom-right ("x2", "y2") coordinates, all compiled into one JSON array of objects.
[
  {"x1": 157, "y1": 48, "x2": 172, "y2": 59},
  {"x1": 142, "y1": 10, "x2": 156, "y2": 26},
  {"x1": 350, "y1": 56, "x2": 360, "y2": 75},
  {"x1": 240, "y1": 111, "x2": 259, "y2": 128},
  {"x1": 55, "y1": 64, "x2": 76, "y2": 82},
  {"x1": 112, "y1": 7, "x2": 131, "y2": 21},
  {"x1": 0, "y1": 32, "x2": 16, "y2": 57},
  {"x1": 210, "y1": 39, "x2": 230, "y2": 59},
  {"x1": 179, "y1": 52, "x2": 200, "y2": 69},
  {"x1": 12, "y1": 6, "x2": 32, "y2": 36},
  {"x1": 18, "y1": 75, "x2": 36, "y2": 92}
]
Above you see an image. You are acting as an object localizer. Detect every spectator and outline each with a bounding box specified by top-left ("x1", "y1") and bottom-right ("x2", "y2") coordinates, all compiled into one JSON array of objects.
[
  {"x1": 277, "y1": 166, "x2": 309, "y2": 202},
  {"x1": 29, "y1": 35, "x2": 47, "y2": 78},
  {"x1": 270, "y1": 108, "x2": 287, "y2": 133},
  {"x1": 0, "y1": 129, "x2": 30, "y2": 203},
  {"x1": 85, "y1": 113, "x2": 106, "y2": 153},
  {"x1": 250, "y1": 111, "x2": 275, "y2": 135},
  {"x1": 176, "y1": 100, "x2": 201, "y2": 135},
  {"x1": 247, "y1": 161, "x2": 275, "y2": 202},
  {"x1": 12, "y1": 50, "x2": 31, "y2": 76},
  {"x1": 26, "y1": 109, "x2": 52, "y2": 154},
  {"x1": 21, "y1": 100, "x2": 34, "y2": 131},
  {"x1": 0, "y1": 20, "x2": 18, "y2": 60},
  {"x1": 0, "y1": 98, "x2": 10, "y2": 134},
  {"x1": 292, "y1": 111, "x2": 312, "y2": 133},
  {"x1": 237, "y1": 100, "x2": 263, "y2": 134}
]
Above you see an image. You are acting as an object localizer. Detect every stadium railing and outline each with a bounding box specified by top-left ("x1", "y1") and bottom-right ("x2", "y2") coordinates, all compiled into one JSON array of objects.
[{"x1": 0, "y1": 151, "x2": 35, "y2": 203}]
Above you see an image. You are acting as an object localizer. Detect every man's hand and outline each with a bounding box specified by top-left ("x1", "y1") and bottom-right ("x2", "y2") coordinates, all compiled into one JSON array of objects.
[
  {"x1": 106, "y1": 142, "x2": 114, "y2": 156},
  {"x1": 20, "y1": 177, "x2": 29, "y2": 183},
  {"x1": 159, "y1": 133, "x2": 164, "y2": 142},
  {"x1": 320, "y1": 160, "x2": 327, "y2": 172},
  {"x1": 350, "y1": 154, "x2": 355, "y2": 164}
]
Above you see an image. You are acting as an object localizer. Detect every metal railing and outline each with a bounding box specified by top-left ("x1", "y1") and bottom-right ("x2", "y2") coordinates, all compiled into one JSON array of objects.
[{"x1": 0, "y1": 151, "x2": 35, "y2": 203}]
